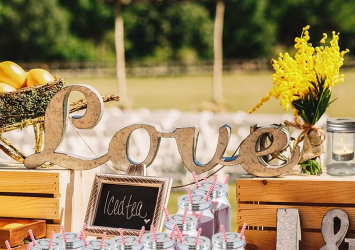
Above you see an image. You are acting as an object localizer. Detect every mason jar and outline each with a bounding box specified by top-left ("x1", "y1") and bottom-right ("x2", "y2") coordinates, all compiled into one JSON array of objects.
[
  {"x1": 84, "y1": 240, "x2": 115, "y2": 250},
  {"x1": 176, "y1": 236, "x2": 210, "y2": 250},
  {"x1": 164, "y1": 214, "x2": 198, "y2": 237},
  {"x1": 211, "y1": 233, "x2": 246, "y2": 250},
  {"x1": 327, "y1": 118, "x2": 355, "y2": 176},
  {"x1": 111, "y1": 236, "x2": 143, "y2": 250},
  {"x1": 29, "y1": 239, "x2": 62, "y2": 250},
  {"x1": 53, "y1": 232, "x2": 84, "y2": 250},
  {"x1": 176, "y1": 194, "x2": 214, "y2": 240},
  {"x1": 193, "y1": 181, "x2": 231, "y2": 233},
  {"x1": 142, "y1": 232, "x2": 175, "y2": 250}
]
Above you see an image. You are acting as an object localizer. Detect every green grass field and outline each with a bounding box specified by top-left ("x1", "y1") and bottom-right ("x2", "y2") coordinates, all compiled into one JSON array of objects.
[{"x1": 65, "y1": 70, "x2": 355, "y2": 116}]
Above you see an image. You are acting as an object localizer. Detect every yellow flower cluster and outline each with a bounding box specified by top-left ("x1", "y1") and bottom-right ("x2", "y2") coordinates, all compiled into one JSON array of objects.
[{"x1": 249, "y1": 25, "x2": 349, "y2": 113}]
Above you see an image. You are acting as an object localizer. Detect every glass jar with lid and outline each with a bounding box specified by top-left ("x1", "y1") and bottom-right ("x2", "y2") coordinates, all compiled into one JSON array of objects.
[
  {"x1": 211, "y1": 233, "x2": 245, "y2": 250},
  {"x1": 164, "y1": 214, "x2": 198, "y2": 237},
  {"x1": 53, "y1": 232, "x2": 84, "y2": 250},
  {"x1": 28, "y1": 239, "x2": 63, "y2": 250},
  {"x1": 111, "y1": 235, "x2": 143, "y2": 250},
  {"x1": 176, "y1": 236, "x2": 210, "y2": 250},
  {"x1": 327, "y1": 118, "x2": 355, "y2": 176},
  {"x1": 84, "y1": 240, "x2": 115, "y2": 250},
  {"x1": 142, "y1": 232, "x2": 175, "y2": 250}
]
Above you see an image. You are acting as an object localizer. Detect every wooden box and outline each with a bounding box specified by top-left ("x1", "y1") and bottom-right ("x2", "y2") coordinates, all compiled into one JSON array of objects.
[
  {"x1": 236, "y1": 174, "x2": 355, "y2": 250},
  {"x1": 0, "y1": 166, "x2": 97, "y2": 247}
]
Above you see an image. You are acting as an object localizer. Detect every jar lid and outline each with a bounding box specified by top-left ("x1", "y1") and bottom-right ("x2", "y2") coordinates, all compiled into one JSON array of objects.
[
  {"x1": 193, "y1": 181, "x2": 228, "y2": 198},
  {"x1": 111, "y1": 236, "x2": 143, "y2": 250},
  {"x1": 177, "y1": 236, "x2": 210, "y2": 250},
  {"x1": 211, "y1": 233, "x2": 245, "y2": 249},
  {"x1": 30, "y1": 239, "x2": 62, "y2": 250},
  {"x1": 142, "y1": 233, "x2": 175, "y2": 249},
  {"x1": 164, "y1": 214, "x2": 198, "y2": 231},
  {"x1": 84, "y1": 240, "x2": 115, "y2": 250},
  {"x1": 327, "y1": 118, "x2": 355, "y2": 132},
  {"x1": 177, "y1": 194, "x2": 211, "y2": 211},
  {"x1": 53, "y1": 232, "x2": 84, "y2": 249}
]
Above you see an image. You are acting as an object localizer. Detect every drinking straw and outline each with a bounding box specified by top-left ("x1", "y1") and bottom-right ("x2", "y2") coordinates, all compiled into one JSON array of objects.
[
  {"x1": 221, "y1": 225, "x2": 227, "y2": 242},
  {"x1": 196, "y1": 211, "x2": 203, "y2": 221},
  {"x1": 80, "y1": 231, "x2": 88, "y2": 247},
  {"x1": 150, "y1": 225, "x2": 157, "y2": 242},
  {"x1": 163, "y1": 205, "x2": 170, "y2": 221},
  {"x1": 205, "y1": 186, "x2": 213, "y2": 201},
  {"x1": 119, "y1": 228, "x2": 125, "y2": 245},
  {"x1": 169, "y1": 224, "x2": 177, "y2": 239},
  {"x1": 239, "y1": 223, "x2": 247, "y2": 239},
  {"x1": 100, "y1": 232, "x2": 106, "y2": 249},
  {"x1": 48, "y1": 231, "x2": 55, "y2": 249},
  {"x1": 137, "y1": 226, "x2": 145, "y2": 243},
  {"x1": 212, "y1": 175, "x2": 218, "y2": 191},
  {"x1": 192, "y1": 172, "x2": 200, "y2": 188},
  {"x1": 60, "y1": 226, "x2": 66, "y2": 242},
  {"x1": 79, "y1": 223, "x2": 86, "y2": 239},
  {"x1": 182, "y1": 207, "x2": 189, "y2": 224},
  {"x1": 27, "y1": 243, "x2": 31, "y2": 250},
  {"x1": 186, "y1": 187, "x2": 194, "y2": 204},
  {"x1": 224, "y1": 174, "x2": 229, "y2": 184},
  {"x1": 28, "y1": 230, "x2": 37, "y2": 246},
  {"x1": 203, "y1": 177, "x2": 207, "y2": 182},
  {"x1": 175, "y1": 227, "x2": 183, "y2": 243},
  {"x1": 195, "y1": 229, "x2": 202, "y2": 245},
  {"x1": 5, "y1": 240, "x2": 11, "y2": 250}
]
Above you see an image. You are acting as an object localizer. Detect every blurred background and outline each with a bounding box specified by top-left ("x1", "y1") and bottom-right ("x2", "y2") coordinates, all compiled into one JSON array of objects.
[{"x1": 1, "y1": 0, "x2": 355, "y2": 231}]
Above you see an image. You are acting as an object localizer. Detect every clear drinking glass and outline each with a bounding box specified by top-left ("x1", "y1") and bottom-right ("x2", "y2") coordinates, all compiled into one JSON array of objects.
[
  {"x1": 164, "y1": 214, "x2": 198, "y2": 237},
  {"x1": 211, "y1": 232, "x2": 246, "y2": 250}
]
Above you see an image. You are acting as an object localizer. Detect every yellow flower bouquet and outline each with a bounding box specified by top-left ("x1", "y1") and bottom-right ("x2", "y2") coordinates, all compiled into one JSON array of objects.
[{"x1": 249, "y1": 25, "x2": 349, "y2": 174}]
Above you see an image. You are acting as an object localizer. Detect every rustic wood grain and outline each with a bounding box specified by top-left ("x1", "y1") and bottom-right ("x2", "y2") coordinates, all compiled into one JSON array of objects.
[{"x1": 45, "y1": 224, "x2": 60, "y2": 237}]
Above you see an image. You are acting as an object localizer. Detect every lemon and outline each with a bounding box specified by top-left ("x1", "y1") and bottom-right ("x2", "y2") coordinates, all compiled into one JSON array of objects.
[
  {"x1": 0, "y1": 82, "x2": 17, "y2": 92},
  {"x1": 26, "y1": 69, "x2": 54, "y2": 87},
  {"x1": 0, "y1": 61, "x2": 27, "y2": 89},
  {"x1": 2, "y1": 223, "x2": 24, "y2": 229}
]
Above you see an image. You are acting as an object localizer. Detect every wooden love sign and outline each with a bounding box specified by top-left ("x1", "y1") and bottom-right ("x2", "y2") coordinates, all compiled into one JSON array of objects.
[{"x1": 24, "y1": 84, "x2": 300, "y2": 177}]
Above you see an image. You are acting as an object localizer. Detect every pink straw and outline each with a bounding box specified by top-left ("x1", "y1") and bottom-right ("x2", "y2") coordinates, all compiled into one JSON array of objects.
[
  {"x1": 169, "y1": 224, "x2": 177, "y2": 239},
  {"x1": 212, "y1": 175, "x2": 218, "y2": 191},
  {"x1": 192, "y1": 172, "x2": 200, "y2": 188},
  {"x1": 182, "y1": 207, "x2": 189, "y2": 224},
  {"x1": 60, "y1": 225, "x2": 66, "y2": 242},
  {"x1": 137, "y1": 226, "x2": 145, "y2": 243},
  {"x1": 195, "y1": 229, "x2": 202, "y2": 245},
  {"x1": 100, "y1": 232, "x2": 106, "y2": 249},
  {"x1": 79, "y1": 223, "x2": 86, "y2": 239},
  {"x1": 5, "y1": 240, "x2": 11, "y2": 250},
  {"x1": 224, "y1": 174, "x2": 229, "y2": 184},
  {"x1": 80, "y1": 231, "x2": 88, "y2": 247},
  {"x1": 27, "y1": 243, "x2": 31, "y2": 250},
  {"x1": 150, "y1": 225, "x2": 157, "y2": 242},
  {"x1": 221, "y1": 225, "x2": 227, "y2": 242},
  {"x1": 28, "y1": 230, "x2": 37, "y2": 246},
  {"x1": 197, "y1": 211, "x2": 203, "y2": 221},
  {"x1": 163, "y1": 205, "x2": 170, "y2": 222},
  {"x1": 175, "y1": 227, "x2": 183, "y2": 243},
  {"x1": 48, "y1": 231, "x2": 55, "y2": 249},
  {"x1": 205, "y1": 186, "x2": 213, "y2": 201},
  {"x1": 203, "y1": 177, "x2": 207, "y2": 182},
  {"x1": 119, "y1": 228, "x2": 125, "y2": 246},
  {"x1": 239, "y1": 223, "x2": 247, "y2": 239},
  {"x1": 186, "y1": 187, "x2": 194, "y2": 204}
]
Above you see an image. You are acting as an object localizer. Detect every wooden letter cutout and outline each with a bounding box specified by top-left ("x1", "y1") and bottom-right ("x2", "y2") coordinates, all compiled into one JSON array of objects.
[{"x1": 276, "y1": 209, "x2": 301, "y2": 250}]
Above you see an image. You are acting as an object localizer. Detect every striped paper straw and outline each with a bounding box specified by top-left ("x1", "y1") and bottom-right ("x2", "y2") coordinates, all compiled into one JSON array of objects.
[
  {"x1": 150, "y1": 225, "x2": 157, "y2": 242},
  {"x1": 197, "y1": 211, "x2": 203, "y2": 221},
  {"x1": 186, "y1": 187, "x2": 194, "y2": 204},
  {"x1": 203, "y1": 177, "x2": 207, "y2": 182},
  {"x1": 182, "y1": 207, "x2": 189, "y2": 224},
  {"x1": 192, "y1": 172, "x2": 200, "y2": 188},
  {"x1": 119, "y1": 228, "x2": 125, "y2": 245},
  {"x1": 221, "y1": 225, "x2": 227, "y2": 242},
  {"x1": 163, "y1": 205, "x2": 170, "y2": 221},
  {"x1": 27, "y1": 243, "x2": 31, "y2": 250},
  {"x1": 169, "y1": 224, "x2": 177, "y2": 239},
  {"x1": 48, "y1": 231, "x2": 55, "y2": 249},
  {"x1": 79, "y1": 223, "x2": 86, "y2": 239},
  {"x1": 212, "y1": 175, "x2": 218, "y2": 191},
  {"x1": 5, "y1": 240, "x2": 11, "y2": 250},
  {"x1": 239, "y1": 223, "x2": 247, "y2": 239},
  {"x1": 60, "y1": 225, "x2": 66, "y2": 242},
  {"x1": 191, "y1": 211, "x2": 198, "y2": 217},
  {"x1": 100, "y1": 232, "x2": 106, "y2": 249},
  {"x1": 28, "y1": 230, "x2": 37, "y2": 246},
  {"x1": 80, "y1": 231, "x2": 88, "y2": 247},
  {"x1": 137, "y1": 226, "x2": 145, "y2": 243},
  {"x1": 224, "y1": 174, "x2": 229, "y2": 184},
  {"x1": 175, "y1": 227, "x2": 183, "y2": 243},
  {"x1": 195, "y1": 229, "x2": 202, "y2": 245},
  {"x1": 205, "y1": 186, "x2": 213, "y2": 201}
]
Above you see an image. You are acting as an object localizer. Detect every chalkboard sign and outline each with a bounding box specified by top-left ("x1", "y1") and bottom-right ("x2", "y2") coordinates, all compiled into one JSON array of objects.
[{"x1": 84, "y1": 173, "x2": 172, "y2": 237}]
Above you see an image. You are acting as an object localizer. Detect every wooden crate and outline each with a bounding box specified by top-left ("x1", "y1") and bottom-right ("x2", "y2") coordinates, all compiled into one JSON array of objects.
[
  {"x1": 0, "y1": 166, "x2": 97, "y2": 247},
  {"x1": 236, "y1": 174, "x2": 355, "y2": 250}
]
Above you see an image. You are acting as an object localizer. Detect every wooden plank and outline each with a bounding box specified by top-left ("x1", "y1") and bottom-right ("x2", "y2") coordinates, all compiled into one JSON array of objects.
[
  {"x1": 238, "y1": 204, "x2": 355, "y2": 230},
  {"x1": 0, "y1": 169, "x2": 67, "y2": 195},
  {"x1": 0, "y1": 196, "x2": 59, "y2": 220},
  {"x1": 237, "y1": 178, "x2": 355, "y2": 204},
  {"x1": 46, "y1": 224, "x2": 60, "y2": 237}
]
